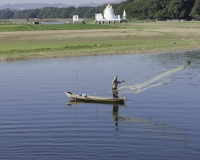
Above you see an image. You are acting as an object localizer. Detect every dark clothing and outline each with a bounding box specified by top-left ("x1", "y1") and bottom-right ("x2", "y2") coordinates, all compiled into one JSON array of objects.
[{"x1": 112, "y1": 88, "x2": 119, "y2": 99}]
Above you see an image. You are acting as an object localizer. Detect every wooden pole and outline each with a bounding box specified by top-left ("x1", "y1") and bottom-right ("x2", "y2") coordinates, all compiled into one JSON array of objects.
[
  {"x1": 74, "y1": 70, "x2": 77, "y2": 100},
  {"x1": 92, "y1": 67, "x2": 97, "y2": 97}
]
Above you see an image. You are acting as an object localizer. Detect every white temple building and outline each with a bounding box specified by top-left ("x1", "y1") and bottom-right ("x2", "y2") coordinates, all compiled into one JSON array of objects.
[
  {"x1": 95, "y1": 3, "x2": 126, "y2": 24},
  {"x1": 72, "y1": 15, "x2": 84, "y2": 24}
]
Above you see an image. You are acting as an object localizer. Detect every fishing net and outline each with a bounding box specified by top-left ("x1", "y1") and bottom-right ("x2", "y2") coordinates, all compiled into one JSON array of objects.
[{"x1": 117, "y1": 65, "x2": 186, "y2": 95}]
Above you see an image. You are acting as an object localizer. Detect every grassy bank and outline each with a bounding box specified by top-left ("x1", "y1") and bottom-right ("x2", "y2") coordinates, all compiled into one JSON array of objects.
[
  {"x1": 0, "y1": 23, "x2": 122, "y2": 32},
  {"x1": 0, "y1": 21, "x2": 200, "y2": 61}
]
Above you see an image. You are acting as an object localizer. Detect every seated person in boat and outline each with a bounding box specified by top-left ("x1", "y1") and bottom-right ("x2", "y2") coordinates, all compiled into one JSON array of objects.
[
  {"x1": 112, "y1": 75, "x2": 125, "y2": 99},
  {"x1": 79, "y1": 94, "x2": 87, "y2": 98},
  {"x1": 187, "y1": 59, "x2": 191, "y2": 65}
]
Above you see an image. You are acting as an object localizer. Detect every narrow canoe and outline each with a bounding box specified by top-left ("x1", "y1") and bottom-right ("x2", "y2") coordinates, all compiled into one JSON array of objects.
[{"x1": 64, "y1": 90, "x2": 126, "y2": 104}]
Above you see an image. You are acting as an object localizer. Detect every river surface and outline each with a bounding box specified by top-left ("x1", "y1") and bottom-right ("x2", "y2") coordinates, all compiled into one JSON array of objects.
[{"x1": 0, "y1": 51, "x2": 200, "y2": 160}]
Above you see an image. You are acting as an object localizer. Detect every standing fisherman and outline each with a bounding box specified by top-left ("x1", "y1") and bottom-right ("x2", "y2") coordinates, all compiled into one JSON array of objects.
[
  {"x1": 187, "y1": 59, "x2": 191, "y2": 65},
  {"x1": 112, "y1": 75, "x2": 125, "y2": 99}
]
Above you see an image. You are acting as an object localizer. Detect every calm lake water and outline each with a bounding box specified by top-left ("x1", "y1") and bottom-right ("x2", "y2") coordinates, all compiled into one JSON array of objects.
[{"x1": 0, "y1": 51, "x2": 200, "y2": 160}]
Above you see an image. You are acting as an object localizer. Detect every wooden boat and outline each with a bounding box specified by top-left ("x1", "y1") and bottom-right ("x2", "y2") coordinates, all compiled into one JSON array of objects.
[{"x1": 65, "y1": 90, "x2": 126, "y2": 104}]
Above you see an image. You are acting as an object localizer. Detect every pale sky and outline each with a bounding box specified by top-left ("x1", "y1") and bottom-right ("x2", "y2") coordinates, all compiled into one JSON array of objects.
[{"x1": 0, "y1": 0, "x2": 120, "y2": 6}]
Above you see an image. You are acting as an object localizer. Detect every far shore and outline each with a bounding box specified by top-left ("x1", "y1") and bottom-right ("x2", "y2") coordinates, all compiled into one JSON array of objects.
[{"x1": 1, "y1": 21, "x2": 200, "y2": 61}]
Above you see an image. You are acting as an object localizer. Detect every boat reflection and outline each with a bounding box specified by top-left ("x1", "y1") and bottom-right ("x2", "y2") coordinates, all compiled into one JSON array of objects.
[
  {"x1": 66, "y1": 100, "x2": 125, "y2": 127},
  {"x1": 66, "y1": 100, "x2": 126, "y2": 129},
  {"x1": 66, "y1": 100, "x2": 127, "y2": 107}
]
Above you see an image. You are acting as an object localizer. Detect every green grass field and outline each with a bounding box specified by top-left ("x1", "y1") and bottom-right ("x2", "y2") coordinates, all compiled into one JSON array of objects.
[
  {"x1": 0, "y1": 23, "x2": 122, "y2": 32},
  {"x1": 0, "y1": 21, "x2": 200, "y2": 61}
]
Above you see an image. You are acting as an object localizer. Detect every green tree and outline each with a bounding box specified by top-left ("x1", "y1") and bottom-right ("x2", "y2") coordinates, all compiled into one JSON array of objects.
[
  {"x1": 0, "y1": 8, "x2": 14, "y2": 19},
  {"x1": 190, "y1": 0, "x2": 200, "y2": 19},
  {"x1": 168, "y1": 0, "x2": 195, "y2": 19},
  {"x1": 0, "y1": 0, "x2": 197, "y2": 20}
]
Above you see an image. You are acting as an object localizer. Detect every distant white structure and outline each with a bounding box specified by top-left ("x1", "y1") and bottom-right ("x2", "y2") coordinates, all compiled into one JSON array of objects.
[
  {"x1": 72, "y1": 15, "x2": 84, "y2": 24},
  {"x1": 122, "y1": 10, "x2": 127, "y2": 21},
  {"x1": 95, "y1": 3, "x2": 125, "y2": 24},
  {"x1": 104, "y1": 3, "x2": 118, "y2": 20},
  {"x1": 73, "y1": 15, "x2": 79, "y2": 21},
  {"x1": 95, "y1": 14, "x2": 104, "y2": 21}
]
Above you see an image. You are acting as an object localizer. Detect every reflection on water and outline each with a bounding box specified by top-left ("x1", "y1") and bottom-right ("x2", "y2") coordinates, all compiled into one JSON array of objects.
[
  {"x1": 66, "y1": 100, "x2": 187, "y2": 145},
  {"x1": 66, "y1": 100, "x2": 127, "y2": 106},
  {"x1": 118, "y1": 115, "x2": 187, "y2": 144},
  {"x1": 112, "y1": 104, "x2": 119, "y2": 126}
]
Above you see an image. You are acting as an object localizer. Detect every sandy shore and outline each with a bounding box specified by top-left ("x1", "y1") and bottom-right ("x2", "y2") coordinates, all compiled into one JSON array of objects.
[{"x1": 1, "y1": 21, "x2": 200, "y2": 61}]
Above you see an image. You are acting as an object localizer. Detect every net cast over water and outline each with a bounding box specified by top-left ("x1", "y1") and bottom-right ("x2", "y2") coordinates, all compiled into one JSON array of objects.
[{"x1": 117, "y1": 65, "x2": 186, "y2": 95}]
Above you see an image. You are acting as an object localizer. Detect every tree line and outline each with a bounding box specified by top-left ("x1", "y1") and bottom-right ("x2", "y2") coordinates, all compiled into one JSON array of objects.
[
  {"x1": 114, "y1": 0, "x2": 199, "y2": 20},
  {"x1": 0, "y1": 0, "x2": 200, "y2": 20}
]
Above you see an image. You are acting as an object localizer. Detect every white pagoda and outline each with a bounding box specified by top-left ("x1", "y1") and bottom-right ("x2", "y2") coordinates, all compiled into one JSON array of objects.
[
  {"x1": 103, "y1": 3, "x2": 118, "y2": 20},
  {"x1": 95, "y1": 3, "x2": 124, "y2": 24}
]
